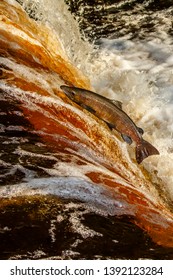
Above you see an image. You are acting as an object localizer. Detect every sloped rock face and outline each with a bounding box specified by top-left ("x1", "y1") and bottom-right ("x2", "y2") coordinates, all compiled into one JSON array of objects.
[
  {"x1": 1, "y1": 195, "x2": 173, "y2": 260},
  {"x1": 65, "y1": 0, "x2": 173, "y2": 40}
]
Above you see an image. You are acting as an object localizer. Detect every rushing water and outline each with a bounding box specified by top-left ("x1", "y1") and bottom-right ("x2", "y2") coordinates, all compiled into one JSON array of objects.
[{"x1": 1, "y1": 0, "x2": 173, "y2": 259}]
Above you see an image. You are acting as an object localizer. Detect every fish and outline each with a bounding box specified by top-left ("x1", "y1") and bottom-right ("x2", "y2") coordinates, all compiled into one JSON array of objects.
[{"x1": 60, "y1": 85, "x2": 159, "y2": 164}]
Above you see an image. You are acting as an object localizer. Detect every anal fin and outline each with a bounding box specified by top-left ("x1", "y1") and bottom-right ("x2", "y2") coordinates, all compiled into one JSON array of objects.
[{"x1": 121, "y1": 134, "x2": 132, "y2": 144}]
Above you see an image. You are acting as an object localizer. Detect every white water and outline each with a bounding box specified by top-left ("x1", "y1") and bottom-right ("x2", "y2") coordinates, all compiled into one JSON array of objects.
[
  {"x1": 91, "y1": 36, "x2": 173, "y2": 200},
  {"x1": 2, "y1": 0, "x2": 173, "y2": 203}
]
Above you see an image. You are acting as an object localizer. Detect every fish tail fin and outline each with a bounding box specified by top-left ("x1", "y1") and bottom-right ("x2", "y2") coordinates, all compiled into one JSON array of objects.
[{"x1": 136, "y1": 140, "x2": 159, "y2": 164}]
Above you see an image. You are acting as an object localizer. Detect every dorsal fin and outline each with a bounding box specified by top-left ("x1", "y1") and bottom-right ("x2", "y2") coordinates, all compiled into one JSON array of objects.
[
  {"x1": 111, "y1": 100, "x2": 122, "y2": 109},
  {"x1": 137, "y1": 127, "x2": 144, "y2": 135}
]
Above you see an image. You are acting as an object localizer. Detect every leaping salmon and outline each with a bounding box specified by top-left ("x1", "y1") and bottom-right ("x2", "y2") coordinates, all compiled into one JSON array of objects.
[{"x1": 60, "y1": 85, "x2": 159, "y2": 164}]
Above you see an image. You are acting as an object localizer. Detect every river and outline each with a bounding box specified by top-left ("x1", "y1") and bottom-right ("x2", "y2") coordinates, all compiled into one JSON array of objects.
[{"x1": 0, "y1": 0, "x2": 173, "y2": 259}]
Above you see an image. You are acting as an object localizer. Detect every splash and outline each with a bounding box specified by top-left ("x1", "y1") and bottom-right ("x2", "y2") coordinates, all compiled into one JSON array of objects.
[{"x1": 1, "y1": 0, "x2": 173, "y2": 248}]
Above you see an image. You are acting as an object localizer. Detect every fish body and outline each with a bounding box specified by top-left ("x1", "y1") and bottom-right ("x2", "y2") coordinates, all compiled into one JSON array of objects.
[{"x1": 60, "y1": 85, "x2": 159, "y2": 164}]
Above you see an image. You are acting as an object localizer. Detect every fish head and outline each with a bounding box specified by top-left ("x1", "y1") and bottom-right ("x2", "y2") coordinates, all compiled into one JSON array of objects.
[
  {"x1": 60, "y1": 85, "x2": 76, "y2": 101},
  {"x1": 60, "y1": 85, "x2": 86, "y2": 105}
]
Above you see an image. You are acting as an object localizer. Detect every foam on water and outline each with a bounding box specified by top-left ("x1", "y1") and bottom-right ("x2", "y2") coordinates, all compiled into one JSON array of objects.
[
  {"x1": 0, "y1": 57, "x2": 64, "y2": 96},
  {"x1": 0, "y1": 176, "x2": 129, "y2": 216},
  {"x1": 91, "y1": 36, "x2": 173, "y2": 200},
  {"x1": 17, "y1": 0, "x2": 93, "y2": 73}
]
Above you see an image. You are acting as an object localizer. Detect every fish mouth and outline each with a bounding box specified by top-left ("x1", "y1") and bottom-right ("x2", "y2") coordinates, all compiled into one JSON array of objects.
[{"x1": 60, "y1": 85, "x2": 75, "y2": 100}]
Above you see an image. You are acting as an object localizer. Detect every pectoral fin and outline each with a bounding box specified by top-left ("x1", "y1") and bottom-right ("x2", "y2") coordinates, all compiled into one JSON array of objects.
[
  {"x1": 106, "y1": 122, "x2": 115, "y2": 130},
  {"x1": 121, "y1": 134, "x2": 132, "y2": 144},
  {"x1": 111, "y1": 100, "x2": 123, "y2": 109},
  {"x1": 81, "y1": 104, "x2": 96, "y2": 114}
]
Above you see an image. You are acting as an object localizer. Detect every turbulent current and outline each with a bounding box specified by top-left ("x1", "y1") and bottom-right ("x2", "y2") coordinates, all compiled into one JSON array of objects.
[{"x1": 1, "y1": 0, "x2": 173, "y2": 259}]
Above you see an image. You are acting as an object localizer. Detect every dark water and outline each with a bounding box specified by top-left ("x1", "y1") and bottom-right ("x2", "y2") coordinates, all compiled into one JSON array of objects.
[
  {"x1": 0, "y1": 94, "x2": 55, "y2": 186},
  {"x1": 1, "y1": 0, "x2": 173, "y2": 260},
  {"x1": 1, "y1": 195, "x2": 173, "y2": 260},
  {"x1": 65, "y1": 0, "x2": 173, "y2": 41}
]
